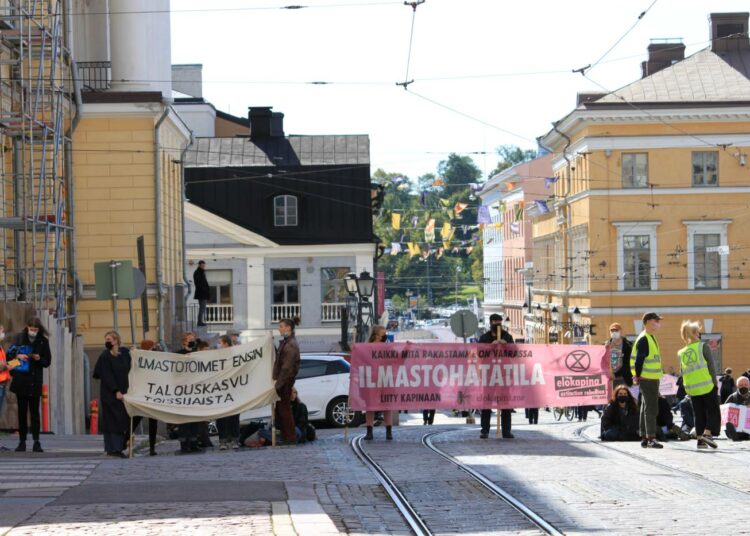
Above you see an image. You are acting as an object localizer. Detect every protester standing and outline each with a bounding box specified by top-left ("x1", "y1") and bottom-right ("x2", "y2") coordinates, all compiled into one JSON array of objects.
[
  {"x1": 0, "y1": 325, "x2": 8, "y2": 422},
  {"x1": 93, "y1": 331, "x2": 131, "y2": 458},
  {"x1": 719, "y1": 368, "x2": 735, "y2": 404},
  {"x1": 725, "y1": 376, "x2": 750, "y2": 441},
  {"x1": 193, "y1": 260, "x2": 210, "y2": 327},
  {"x1": 216, "y1": 334, "x2": 240, "y2": 450},
  {"x1": 479, "y1": 314, "x2": 514, "y2": 439},
  {"x1": 631, "y1": 312, "x2": 664, "y2": 449},
  {"x1": 176, "y1": 331, "x2": 203, "y2": 453},
  {"x1": 607, "y1": 322, "x2": 633, "y2": 386},
  {"x1": 364, "y1": 325, "x2": 393, "y2": 441},
  {"x1": 273, "y1": 318, "x2": 301, "y2": 444},
  {"x1": 130, "y1": 340, "x2": 160, "y2": 456},
  {"x1": 9, "y1": 318, "x2": 51, "y2": 453},
  {"x1": 677, "y1": 320, "x2": 720, "y2": 449}
]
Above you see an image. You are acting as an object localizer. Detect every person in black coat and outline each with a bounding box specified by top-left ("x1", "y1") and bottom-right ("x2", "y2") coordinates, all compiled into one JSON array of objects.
[
  {"x1": 719, "y1": 368, "x2": 735, "y2": 404},
  {"x1": 93, "y1": 331, "x2": 131, "y2": 458},
  {"x1": 600, "y1": 385, "x2": 639, "y2": 441},
  {"x1": 8, "y1": 318, "x2": 52, "y2": 452},
  {"x1": 193, "y1": 260, "x2": 210, "y2": 326},
  {"x1": 479, "y1": 314, "x2": 514, "y2": 439},
  {"x1": 606, "y1": 322, "x2": 633, "y2": 387}
]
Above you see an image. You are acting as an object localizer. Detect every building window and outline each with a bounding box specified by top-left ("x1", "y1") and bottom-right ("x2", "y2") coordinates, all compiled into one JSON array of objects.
[
  {"x1": 613, "y1": 221, "x2": 660, "y2": 292},
  {"x1": 206, "y1": 270, "x2": 232, "y2": 304},
  {"x1": 622, "y1": 153, "x2": 648, "y2": 188},
  {"x1": 692, "y1": 152, "x2": 718, "y2": 186},
  {"x1": 623, "y1": 235, "x2": 651, "y2": 290},
  {"x1": 321, "y1": 267, "x2": 350, "y2": 303},
  {"x1": 685, "y1": 220, "x2": 730, "y2": 290},
  {"x1": 274, "y1": 195, "x2": 298, "y2": 227},
  {"x1": 272, "y1": 269, "x2": 300, "y2": 304}
]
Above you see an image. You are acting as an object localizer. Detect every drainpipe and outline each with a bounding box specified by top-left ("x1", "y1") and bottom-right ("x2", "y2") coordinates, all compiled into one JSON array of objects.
[
  {"x1": 64, "y1": 60, "x2": 82, "y2": 338},
  {"x1": 154, "y1": 106, "x2": 170, "y2": 348},
  {"x1": 552, "y1": 122, "x2": 574, "y2": 336},
  {"x1": 179, "y1": 131, "x2": 194, "y2": 330}
]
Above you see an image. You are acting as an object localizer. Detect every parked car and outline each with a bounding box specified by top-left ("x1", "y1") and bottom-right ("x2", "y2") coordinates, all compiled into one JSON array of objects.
[{"x1": 240, "y1": 353, "x2": 362, "y2": 428}]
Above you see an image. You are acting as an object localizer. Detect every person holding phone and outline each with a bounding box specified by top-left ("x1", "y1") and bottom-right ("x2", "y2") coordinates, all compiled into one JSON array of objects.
[
  {"x1": 8, "y1": 318, "x2": 51, "y2": 452},
  {"x1": 478, "y1": 314, "x2": 514, "y2": 440}
]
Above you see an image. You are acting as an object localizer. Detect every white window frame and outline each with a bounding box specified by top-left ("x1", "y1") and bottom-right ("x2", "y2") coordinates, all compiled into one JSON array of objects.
[
  {"x1": 621, "y1": 152, "x2": 648, "y2": 188},
  {"x1": 613, "y1": 221, "x2": 660, "y2": 292},
  {"x1": 684, "y1": 220, "x2": 730, "y2": 290},
  {"x1": 274, "y1": 195, "x2": 298, "y2": 227}
]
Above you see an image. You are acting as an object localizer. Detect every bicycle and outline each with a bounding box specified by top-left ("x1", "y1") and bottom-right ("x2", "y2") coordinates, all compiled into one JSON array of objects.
[{"x1": 552, "y1": 406, "x2": 574, "y2": 421}]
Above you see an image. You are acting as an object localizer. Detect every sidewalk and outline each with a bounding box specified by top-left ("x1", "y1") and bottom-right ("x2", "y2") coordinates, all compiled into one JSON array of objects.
[{"x1": 0, "y1": 433, "x2": 103, "y2": 458}]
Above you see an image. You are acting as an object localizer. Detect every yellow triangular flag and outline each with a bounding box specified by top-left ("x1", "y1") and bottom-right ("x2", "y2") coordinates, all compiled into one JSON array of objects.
[{"x1": 391, "y1": 212, "x2": 401, "y2": 230}]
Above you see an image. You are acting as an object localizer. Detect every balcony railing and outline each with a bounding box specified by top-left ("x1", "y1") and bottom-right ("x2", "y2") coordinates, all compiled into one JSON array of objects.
[
  {"x1": 77, "y1": 61, "x2": 111, "y2": 91},
  {"x1": 321, "y1": 302, "x2": 345, "y2": 322},
  {"x1": 205, "y1": 304, "x2": 233, "y2": 324},
  {"x1": 272, "y1": 303, "x2": 301, "y2": 323}
]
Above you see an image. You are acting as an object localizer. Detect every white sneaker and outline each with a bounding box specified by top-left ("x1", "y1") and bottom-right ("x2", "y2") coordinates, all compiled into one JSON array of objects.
[{"x1": 219, "y1": 441, "x2": 228, "y2": 451}]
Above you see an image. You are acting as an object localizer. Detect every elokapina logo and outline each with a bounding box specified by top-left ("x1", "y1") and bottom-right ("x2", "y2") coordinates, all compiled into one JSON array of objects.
[{"x1": 555, "y1": 350, "x2": 606, "y2": 399}]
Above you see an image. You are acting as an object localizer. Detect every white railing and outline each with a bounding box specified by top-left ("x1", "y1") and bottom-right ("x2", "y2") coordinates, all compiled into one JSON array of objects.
[
  {"x1": 206, "y1": 304, "x2": 234, "y2": 324},
  {"x1": 321, "y1": 302, "x2": 345, "y2": 322},
  {"x1": 272, "y1": 303, "x2": 301, "y2": 323}
]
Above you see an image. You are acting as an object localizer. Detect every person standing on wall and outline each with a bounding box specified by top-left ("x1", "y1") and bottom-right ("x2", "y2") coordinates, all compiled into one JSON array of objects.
[
  {"x1": 193, "y1": 260, "x2": 210, "y2": 327},
  {"x1": 479, "y1": 314, "x2": 514, "y2": 440},
  {"x1": 677, "y1": 320, "x2": 720, "y2": 449},
  {"x1": 274, "y1": 318, "x2": 301, "y2": 445},
  {"x1": 93, "y1": 331, "x2": 132, "y2": 458},
  {"x1": 631, "y1": 312, "x2": 664, "y2": 449},
  {"x1": 8, "y1": 318, "x2": 51, "y2": 453}
]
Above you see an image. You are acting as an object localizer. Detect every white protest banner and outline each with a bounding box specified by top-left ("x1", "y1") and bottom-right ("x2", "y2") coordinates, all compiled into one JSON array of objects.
[
  {"x1": 123, "y1": 334, "x2": 278, "y2": 423},
  {"x1": 659, "y1": 374, "x2": 678, "y2": 396},
  {"x1": 721, "y1": 403, "x2": 750, "y2": 433}
]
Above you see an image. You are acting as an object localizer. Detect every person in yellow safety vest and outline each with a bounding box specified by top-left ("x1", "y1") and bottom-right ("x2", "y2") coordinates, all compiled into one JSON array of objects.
[
  {"x1": 631, "y1": 312, "x2": 664, "y2": 449},
  {"x1": 678, "y1": 320, "x2": 720, "y2": 450}
]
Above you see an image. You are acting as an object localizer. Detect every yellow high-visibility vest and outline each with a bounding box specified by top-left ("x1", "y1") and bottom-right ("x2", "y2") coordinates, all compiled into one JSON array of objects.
[
  {"x1": 630, "y1": 331, "x2": 663, "y2": 380},
  {"x1": 678, "y1": 342, "x2": 714, "y2": 396}
]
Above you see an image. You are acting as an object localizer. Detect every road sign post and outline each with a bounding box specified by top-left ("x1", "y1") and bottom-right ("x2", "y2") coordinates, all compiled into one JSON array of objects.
[{"x1": 450, "y1": 309, "x2": 478, "y2": 343}]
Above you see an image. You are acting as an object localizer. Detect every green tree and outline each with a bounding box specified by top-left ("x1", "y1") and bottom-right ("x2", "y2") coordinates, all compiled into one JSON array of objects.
[{"x1": 488, "y1": 144, "x2": 537, "y2": 178}]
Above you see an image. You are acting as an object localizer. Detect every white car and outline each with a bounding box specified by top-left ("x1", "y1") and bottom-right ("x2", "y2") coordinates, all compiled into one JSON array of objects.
[{"x1": 240, "y1": 353, "x2": 361, "y2": 428}]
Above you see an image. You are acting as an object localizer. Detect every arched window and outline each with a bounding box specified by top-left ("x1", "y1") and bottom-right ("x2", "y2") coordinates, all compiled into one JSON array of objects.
[{"x1": 274, "y1": 195, "x2": 298, "y2": 227}]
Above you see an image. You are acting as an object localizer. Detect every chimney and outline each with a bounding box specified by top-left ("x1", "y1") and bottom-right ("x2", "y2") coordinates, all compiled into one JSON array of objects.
[
  {"x1": 248, "y1": 107, "x2": 285, "y2": 141},
  {"x1": 710, "y1": 12, "x2": 750, "y2": 54},
  {"x1": 640, "y1": 41, "x2": 685, "y2": 78}
]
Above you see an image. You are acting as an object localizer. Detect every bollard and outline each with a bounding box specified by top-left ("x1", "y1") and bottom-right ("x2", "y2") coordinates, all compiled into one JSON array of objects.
[
  {"x1": 41, "y1": 384, "x2": 50, "y2": 433},
  {"x1": 89, "y1": 400, "x2": 99, "y2": 435}
]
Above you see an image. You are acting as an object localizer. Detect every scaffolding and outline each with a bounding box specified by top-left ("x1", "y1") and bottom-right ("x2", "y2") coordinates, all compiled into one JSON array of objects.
[{"x1": 0, "y1": 0, "x2": 75, "y2": 323}]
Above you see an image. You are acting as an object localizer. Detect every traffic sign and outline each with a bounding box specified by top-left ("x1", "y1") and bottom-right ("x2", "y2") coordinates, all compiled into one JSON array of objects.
[{"x1": 450, "y1": 309, "x2": 478, "y2": 340}]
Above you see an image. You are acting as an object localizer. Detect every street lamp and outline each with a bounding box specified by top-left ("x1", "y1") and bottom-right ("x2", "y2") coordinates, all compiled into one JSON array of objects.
[
  {"x1": 572, "y1": 306, "x2": 582, "y2": 325},
  {"x1": 551, "y1": 306, "x2": 560, "y2": 323},
  {"x1": 355, "y1": 270, "x2": 374, "y2": 299},
  {"x1": 344, "y1": 272, "x2": 358, "y2": 296}
]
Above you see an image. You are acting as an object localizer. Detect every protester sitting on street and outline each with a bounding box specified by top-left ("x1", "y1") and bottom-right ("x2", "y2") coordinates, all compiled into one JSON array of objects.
[
  {"x1": 274, "y1": 317, "x2": 301, "y2": 445},
  {"x1": 600, "y1": 385, "x2": 639, "y2": 441},
  {"x1": 479, "y1": 315, "x2": 513, "y2": 439},
  {"x1": 677, "y1": 395, "x2": 695, "y2": 438},
  {"x1": 257, "y1": 387, "x2": 310, "y2": 445},
  {"x1": 725, "y1": 376, "x2": 750, "y2": 441},
  {"x1": 9, "y1": 318, "x2": 52, "y2": 453},
  {"x1": 656, "y1": 396, "x2": 689, "y2": 441},
  {"x1": 364, "y1": 326, "x2": 393, "y2": 440},
  {"x1": 216, "y1": 335, "x2": 240, "y2": 450},
  {"x1": 93, "y1": 331, "x2": 131, "y2": 458},
  {"x1": 678, "y1": 320, "x2": 720, "y2": 449},
  {"x1": 743, "y1": 368, "x2": 750, "y2": 381},
  {"x1": 607, "y1": 322, "x2": 633, "y2": 386},
  {"x1": 720, "y1": 368, "x2": 735, "y2": 404}
]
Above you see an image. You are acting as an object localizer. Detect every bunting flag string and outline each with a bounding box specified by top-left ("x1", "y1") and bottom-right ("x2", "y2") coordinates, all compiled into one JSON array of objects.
[
  {"x1": 391, "y1": 212, "x2": 401, "y2": 230},
  {"x1": 425, "y1": 218, "x2": 436, "y2": 243},
  {"x1": 454, "y1": 202, "x2": 469, "y2": 216},
  {"x1": 514, "y1": 201, "x2": 525, "y2": 222},
  {"x1": 544, "y1": 176, "x2": 559, "y2": 189},
  {"x1": 477, "y1": 205, "x2": 491, "y2": 224}
]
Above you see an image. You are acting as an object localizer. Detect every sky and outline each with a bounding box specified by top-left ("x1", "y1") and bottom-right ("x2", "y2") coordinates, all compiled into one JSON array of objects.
[{"x1": 170, "y1": 0, "x2": 750, "y2": 181}]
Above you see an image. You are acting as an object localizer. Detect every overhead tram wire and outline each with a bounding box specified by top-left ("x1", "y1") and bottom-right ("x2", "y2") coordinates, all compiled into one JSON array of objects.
[{"x1": 397, "y1": 0, "x2": 426, "y2": 90}]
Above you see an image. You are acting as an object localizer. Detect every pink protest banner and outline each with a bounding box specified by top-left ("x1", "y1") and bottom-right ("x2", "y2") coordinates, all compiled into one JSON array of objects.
[
  {"x1": 721, "y1": 404, "x2": 748, "y2": 432},
  {"x1": 348, "y1": 342, "x2": 611, "y2": 411}
]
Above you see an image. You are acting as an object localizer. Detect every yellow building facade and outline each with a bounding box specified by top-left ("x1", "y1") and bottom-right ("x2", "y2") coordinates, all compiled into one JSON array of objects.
[{"x1": 531, "y1": 26, "x2": 750, "y2": 374}]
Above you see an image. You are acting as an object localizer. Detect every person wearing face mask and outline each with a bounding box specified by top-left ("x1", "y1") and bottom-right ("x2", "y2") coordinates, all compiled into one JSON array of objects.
[
  {"x1": 678, "y1": 320, "x2": 720, "y2": 449},
  {"x1": 216, "y1": 334, "x2": 240, "y2": 450},
  {"x1": 174, "y1": 331, "x2": 204, "y2": 453},
  {"x1": 606, "y1": 322, "x2": 633, "y2": 387},
  {"x1": 600, "y1": 385, "x2": 640, "y2": 441},
  {"x1": 273, "y1": 317, "x2": 301, "y2": 445},
  {"x1": 719, "y1": 367, "x2": 735, "y2": 405},
  {"x1": 8, "y1": 318, "x2": 52, "y2": 453},
  {"x1": 631, "y1": 312, "x2": 665, "y2": 449},
  {"x1": 723, "y1": 376, "x2": 750, "y2": 441},
  {"x1": 478, "y1": 314, "x2": 514, "y2": 440},
  {"x1": 92, "y1": 331, "x2": 132, "y2": 458},
  {"x1": 364, "y1": 325, "x2": 393, "y2": 441}
]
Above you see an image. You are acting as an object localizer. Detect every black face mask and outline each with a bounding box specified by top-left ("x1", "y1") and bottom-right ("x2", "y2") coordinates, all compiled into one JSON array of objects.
[
  {"x1": 105, "y1": 341, "x2": 114, "y2": 351},
  {"x1": 740, "y1": 388, "x2": 749, "y2": 396},
  {"x1": 616, "y1": 396, "x2": 629, "y2": 404},
  {"x1": 188, "y1": 340, "x2": 197, "y2": 350}
]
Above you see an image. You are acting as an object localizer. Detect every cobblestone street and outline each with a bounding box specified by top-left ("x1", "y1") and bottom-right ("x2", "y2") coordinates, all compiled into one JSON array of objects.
[{"x1": 1, "y1": 411, "x2": 750, "y2": 535}]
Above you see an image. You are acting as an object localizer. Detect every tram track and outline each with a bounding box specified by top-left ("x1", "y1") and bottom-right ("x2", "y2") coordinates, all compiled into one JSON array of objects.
[
  {"x1": 351, "y1": 430, "x2": 564, "y2": 536},
  {"x1": 573, "y1": 423, "x2": 750, "y2": 498}
]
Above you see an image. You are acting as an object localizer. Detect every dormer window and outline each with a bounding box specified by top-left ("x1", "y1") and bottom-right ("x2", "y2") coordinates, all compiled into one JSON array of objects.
[{"x1": 274, "y1": 195, "x2": 298, "y2": 227}]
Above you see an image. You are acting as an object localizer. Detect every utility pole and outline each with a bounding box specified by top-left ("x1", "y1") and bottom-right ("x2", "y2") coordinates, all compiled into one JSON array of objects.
[{"x1": 426, "y1": 254, "x2": 432, "y2": 307}]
